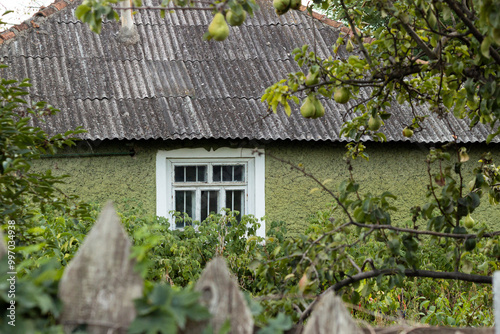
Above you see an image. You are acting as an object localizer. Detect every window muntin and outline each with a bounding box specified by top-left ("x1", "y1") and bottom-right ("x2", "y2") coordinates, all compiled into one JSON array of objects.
[
  {"x1": 213, "y1": 165, "x2": 244, "y2": 182},
  {"x1": 226, "y1": 189, "x2": 244, "y2": 221},
  {"x1": 171, "y1": 162, "x2": 247, "y2": 226},
  {"x1": 174, "y1": 165, "x2": 206, "y2": 182},
  {"x1": 175, "y1": 190, "x2": 194, "y2": 228},
  {"x1": 200, "y1": 190, "x2": 219, "y2": 221}
]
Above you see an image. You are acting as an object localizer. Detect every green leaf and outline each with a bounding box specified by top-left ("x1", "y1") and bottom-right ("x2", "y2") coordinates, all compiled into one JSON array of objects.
[
  {"x1": 388, "y1": 239, "x2": 400, "y2": 255},
  {"x1": 217, "y1": 319, "x2": 231, "y2": 334},
  {"x1": 420, "y1": 299, "x2": 430, "y2": 309},
  {"x1": 150, "y1": 284, "x2": 170, "y2": 305},
  {"x1": 462, "y1": 259, "x2": 473, "y2": 274},
  {"x1": 284, "y1": 102, "x2": 291, "y2": 117},
  {"x1": 442, "y1": 93, "x2": 454, "y2": 109},
  {"x1": 481, "y1": 37, "x2": 492, "y2": 58},
  {"x1": 258, "y1": 313, "x2": 293, "y2": 334},
  {"x1": 128, "y1": 312, "x2": 177, "y2": 334},
  {"x1": 74, "y1": 5, "x2": 91, "y2": 20}
]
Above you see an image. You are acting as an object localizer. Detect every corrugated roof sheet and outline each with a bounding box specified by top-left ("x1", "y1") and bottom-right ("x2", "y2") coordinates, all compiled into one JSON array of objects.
[{"x1": 0, "y1": 0, "x2": 496, "y2": 143}]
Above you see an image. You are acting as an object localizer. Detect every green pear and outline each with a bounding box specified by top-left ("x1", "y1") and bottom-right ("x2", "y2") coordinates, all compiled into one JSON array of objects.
[
  {"x1": 273, "y1": 0, "x2": 290, "y2": 14},
  {"x1": 226, "y1": 9, "x2": 246, "y2": 26},
  {"x1": 312, "y1": 97, "x2": 325, "y2": 118},
  {"x1": 290, "y1": 0, "x2": 301, "y2": 10},
  {"x1": 402, "y1": 127, "x2": 414, "y2": 137},
  {"x1": 346, "y1": 39, "x2": 354, "y2": 52},
  {"x1": 305, "y1": 71, "x2": 319, "y2": 86},
  {"x1": 334, "y1": 87, "x2": 350, "y2": 104},
  {"x1": 368, "y1": 116, "x2": 382, "y2": 131},
  {"x1": 209, "y1": 13, "x2": 229, "y2": 41},
  {"x1": 300, "y1": 95, "x2": 316, "y2": 118},
  {"x1": 464, "y1": 214, "x2": 474, "y2": 229}
]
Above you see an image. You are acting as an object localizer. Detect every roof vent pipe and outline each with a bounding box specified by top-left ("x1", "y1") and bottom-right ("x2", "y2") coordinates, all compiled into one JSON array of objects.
[{"x1": 117, "y1": 0, "x2": 139, "y2": 45}]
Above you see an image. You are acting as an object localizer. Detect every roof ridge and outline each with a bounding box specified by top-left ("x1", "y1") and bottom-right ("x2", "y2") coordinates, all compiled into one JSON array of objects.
[
  {"x1": 0, "y1": 0, "x2": 77, "y2": 45},
  {"x1": 0, "y1": 0, "x2": 373, "y2": 46}
]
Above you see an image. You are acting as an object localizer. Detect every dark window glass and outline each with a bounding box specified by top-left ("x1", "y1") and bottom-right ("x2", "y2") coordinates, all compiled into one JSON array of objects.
[
  {"x1": 233, "y1": 165, "x2": 244, "y2": 181},
  {"x1": 213, "y1": 165, "x2": 221, "y2": 182},
  {"x1": 185, "y1": 166, "x2": 197, "y2": 182},
  {"x1": 226, "y1": 190, "x2": 244, "y2": 221},
  {"x1": 175, "y1": 191, "x2": 194, "y2": 228},
  {"x1": 175, "y1": 166, "x2": 206, "y2": 182},
  {"x1": 222, "y1": 165, "x2": 232, "y2": 181},
  {"x1": 197, "y1": 166, "x2": 207, "y2": 182},
  {"x1": 174, "y1": 166, "x2": 184, "y2": 182},
  {"x1": 201, "y1": 190, "x2": 219, "y2": 222},
  {"x1": 213, "y1": 165, "x2": 245, "y2": 182}
]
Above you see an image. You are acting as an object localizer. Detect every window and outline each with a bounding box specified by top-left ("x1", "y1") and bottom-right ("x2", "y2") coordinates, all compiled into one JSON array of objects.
[
  {"x1": 172, "y1": 163, "x2": 246, "y2": 227},
  {"x1": 156, "y1": 148, "x2": 265, "y2": 237}
]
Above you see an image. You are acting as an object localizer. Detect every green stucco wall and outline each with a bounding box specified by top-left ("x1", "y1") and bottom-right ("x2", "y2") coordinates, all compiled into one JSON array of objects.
[
  {"x1": 34, "y1": 140, "x2": 158, "y2": 215},
  {"x1": 266, "y1": 141, "x2": 500, "y2": 235},
  {"x1": 31, "y1": 139, "x2": 500, "y2": 235}
]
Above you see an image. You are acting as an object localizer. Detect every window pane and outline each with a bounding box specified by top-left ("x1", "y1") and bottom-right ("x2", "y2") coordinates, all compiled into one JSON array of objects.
[
  {"x1": 213, "y1": 165, "x2": 221, "y2": 182},
  {"x1": 197, "y1": 166, "x2": 207, "y2": 182},
  {"x1": 175, "y1": 190, "x2": 194, "y2": 228},
  {"x1": 226, "y1": 190, "x2": 244, "y2": 221},
  {"x1": 201, "y1": 190, "x2": 219, "y2": 222},
  {"x1": 222, "y1": 166, "x2": 232, "y2": 181},
  {"x1": 233, "y1": 165, "x2": 244, "y2": 181},
  {"x1": 213, "y1": 165, "x2": 245, "y2": 182},
  {"x1": 175, "y1": 166, "x2": 206, "y2": 182},
  {"x1": 185, "y1": 166, "x2": 197, "y2": 182},
  {"x1": 174, "y1": 166, "x2": 185, "y2": 182}
]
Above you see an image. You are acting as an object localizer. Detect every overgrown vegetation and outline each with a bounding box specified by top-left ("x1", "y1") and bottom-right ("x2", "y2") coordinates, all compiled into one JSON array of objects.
[{"x1": 1, "y1": 199, "x2": 496, "y2": 332}]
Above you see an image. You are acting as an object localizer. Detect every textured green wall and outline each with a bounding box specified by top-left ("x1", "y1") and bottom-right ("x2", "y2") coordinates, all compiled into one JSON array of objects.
[
  {"x1": 265, "y1": 141, "x2": 500, "y2": 235},
  {"x1": 31, "y1": 139, "x2": 500, "y2": 234},
  {"x1": 33, "y1": 140, "x2": 158, "y2": 215}
]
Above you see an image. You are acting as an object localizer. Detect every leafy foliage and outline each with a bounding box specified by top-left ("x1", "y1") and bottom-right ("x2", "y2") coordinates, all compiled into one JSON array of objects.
[
  {"x1": 75, "y1": 0, "x2": 259, "y2": 35},
  {"x1": 0, "y1": 257, "x2": 64, "y2": 333},
  {"x1": 0, "y1": 75, "x2": 89, "y2": 242},
  {"x1": 129, "y1": 284, "x2": 211, "y2": 334},
  {"x1": 259, "y1": 0, "x2": 500, "y2": 157}
]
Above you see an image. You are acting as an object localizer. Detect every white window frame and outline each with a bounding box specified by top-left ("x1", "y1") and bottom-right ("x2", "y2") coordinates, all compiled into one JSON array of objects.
[{"x1": 156, "y1": 147, "x2": 265, "y2": 237}]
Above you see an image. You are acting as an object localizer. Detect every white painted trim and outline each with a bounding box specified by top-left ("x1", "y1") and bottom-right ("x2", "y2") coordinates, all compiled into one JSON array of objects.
[
  {"x1": 156, "y1": 148, "x2": 265, "y2": 237},
  {"x1": 156, "y1": 152, "x2": 169, "y2": 219}
]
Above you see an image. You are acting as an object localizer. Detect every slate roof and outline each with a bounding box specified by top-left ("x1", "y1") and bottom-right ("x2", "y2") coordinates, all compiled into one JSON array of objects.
[{"x1": 0, "y1": 0, "x2": 496, "y2": 143}]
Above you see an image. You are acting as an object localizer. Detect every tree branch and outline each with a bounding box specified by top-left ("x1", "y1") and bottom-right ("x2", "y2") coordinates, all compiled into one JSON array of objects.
[
  {"x1": 399, "y1": 22, "x2": 438, "y2": 60},
  {"x1": 350, "y1": 221, "x2": 500, "y2": 239},
  {"x1": 112, "y1": 6, "x2": 213, "y2": 11},
  {"x1": 338, "y1": 0, "x2": 372, "y2": 65},
  {"x1": 329, "y1": 268, "x2": 492, "y2": 292},
  {"x1": 443, "y1": 0, "x2": 500, "y2": 66},
  {"x1": 299, "y1": 268, "x2": 492, "y2": 323}
]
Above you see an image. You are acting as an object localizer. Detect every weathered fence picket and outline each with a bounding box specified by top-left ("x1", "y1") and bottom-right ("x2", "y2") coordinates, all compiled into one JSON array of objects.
[
  {"x1": 1, "y1": 204, "x2": 497, "y2": 333},
  {"x1": 182, "y1": 257, "x2": 254, "y2": 334},
  {"x1": 58, "y1": 202, "x2": 143, "y2": 334},
  {"x1": 303, "y1": 291, "x2": 363, "y2": 334}
]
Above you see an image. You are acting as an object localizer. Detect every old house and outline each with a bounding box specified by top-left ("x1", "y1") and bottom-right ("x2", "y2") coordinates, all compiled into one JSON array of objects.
[{"x1": 1, "y1": 0, "x2": 498, "y2": 235}]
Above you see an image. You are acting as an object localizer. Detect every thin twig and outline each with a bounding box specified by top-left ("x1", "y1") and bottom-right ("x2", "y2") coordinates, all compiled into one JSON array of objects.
[{"x1": 113, "y1": 6, "x2": 213, "y2": 11}]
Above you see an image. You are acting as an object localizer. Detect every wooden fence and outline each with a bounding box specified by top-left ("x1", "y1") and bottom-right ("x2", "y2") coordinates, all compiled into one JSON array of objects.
[{"x1": 6, "y1": 203, "x2": 496, "y2": 334}]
